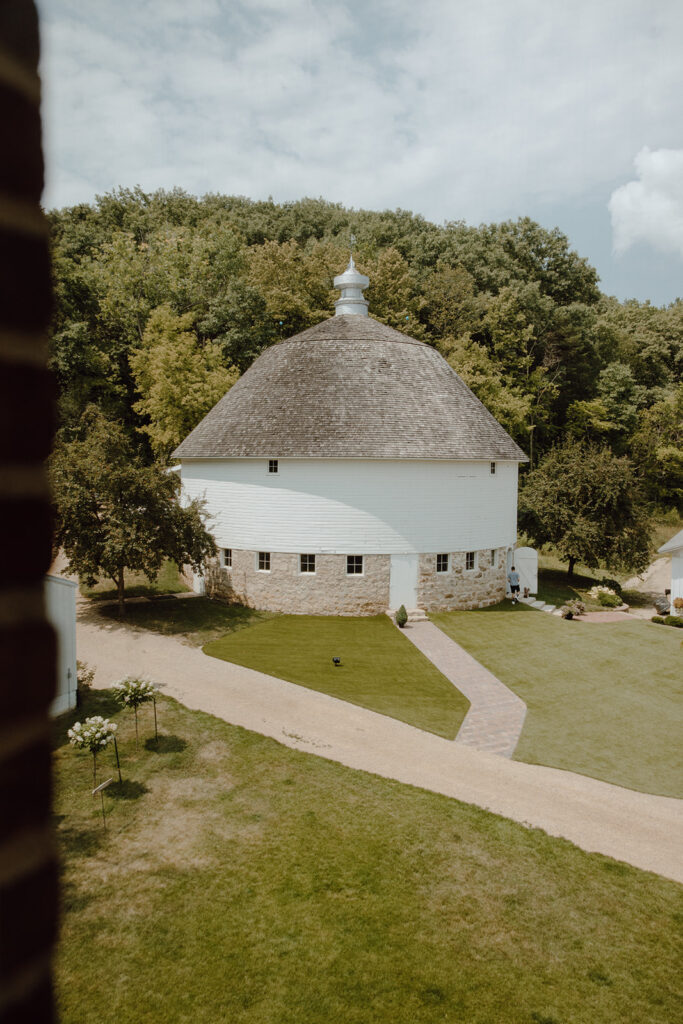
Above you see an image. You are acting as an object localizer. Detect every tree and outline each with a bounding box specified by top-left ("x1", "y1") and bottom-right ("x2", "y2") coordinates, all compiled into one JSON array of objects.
[
  {"x1": 518, "y1": 440, "x2": 651, "y2": 577},
  {"x1": 130, "y1": 304, "x2": 239, "y2": 461},
  {"x1": 51, "y1": 408, "x2": 216, "y2": 615}
]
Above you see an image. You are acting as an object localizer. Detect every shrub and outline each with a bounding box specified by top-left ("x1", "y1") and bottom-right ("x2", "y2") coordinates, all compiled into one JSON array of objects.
[
  {"x1": 560, "y1": 605, "x2": 573, "y2": 619},
  {"x1": 68, "y1": 716, "x2": 117, "y2": 786},
  {"x1": 598, "y1": 592, "x2": 622, "y2": 608},
  {"x1": 395, "y1": 605, "x2": 408, "y2": 628},
  {"x1": 651, "y1": 616, "x2": 665, "y2": 624},
  {"x1": 673, "y1": 597, "x2": 683, "y2": 611},
  {"x1": 114, "y1": 677, "x2": 159, "y2": 747},
  {"x1": 566, "y1": 599, "x2": 586, "y2": 616},
  {"x1": 76, "y1": 660, "x2": 95, "y2": 705},
  {"x1": 664, "y1": 615, "x2": 683, "y2": 628},
  {"x1": 599, "y1": 577, "x2": 623, "y2": 596}
]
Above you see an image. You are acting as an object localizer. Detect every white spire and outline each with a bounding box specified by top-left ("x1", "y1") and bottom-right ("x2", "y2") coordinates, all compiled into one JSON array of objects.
[{"x1": 333, "y1": 255, "x2": 370, "y2": 316}]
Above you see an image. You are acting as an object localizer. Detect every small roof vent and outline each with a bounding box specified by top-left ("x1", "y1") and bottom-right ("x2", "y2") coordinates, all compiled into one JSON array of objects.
[{"x1": 333, "y1": 255, "x2": 369, "y2": 317}]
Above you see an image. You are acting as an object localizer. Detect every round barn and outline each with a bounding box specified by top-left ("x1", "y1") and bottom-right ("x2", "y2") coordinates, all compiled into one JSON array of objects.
[{"x1": 173, "y1": 259, "x2": 528, "y2": 615}]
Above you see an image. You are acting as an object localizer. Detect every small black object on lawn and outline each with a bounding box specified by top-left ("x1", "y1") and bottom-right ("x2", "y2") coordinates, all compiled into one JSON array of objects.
[{"x1": 332, "y1": 657, "x2": 341, "y2": 667}]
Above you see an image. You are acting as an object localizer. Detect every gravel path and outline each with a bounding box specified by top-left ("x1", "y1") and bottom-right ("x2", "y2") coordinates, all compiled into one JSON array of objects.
[
  {"x1": 74, "y1": 609, "x2": 683, "y2": 883},
  {"x1": 401, "y1": 620, "x2": 526, "y2": 757}
]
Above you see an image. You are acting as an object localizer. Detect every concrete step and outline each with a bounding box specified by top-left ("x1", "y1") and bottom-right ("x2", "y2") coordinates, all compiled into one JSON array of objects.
[
  {"x1": 386, "y1": 608, "x2": 428, "y2": 622},
  {"x1": 530, "y1": 599, "x2": 546, "y2": 609},
  {"x1": 541, "y1": 604, "x2": 556, "y2": 613}
]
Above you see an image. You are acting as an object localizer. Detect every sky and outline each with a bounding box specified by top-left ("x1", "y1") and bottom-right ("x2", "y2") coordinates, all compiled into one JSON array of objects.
[{"x1": 38, "y1": 0, "x2": 683, "y2": 306}]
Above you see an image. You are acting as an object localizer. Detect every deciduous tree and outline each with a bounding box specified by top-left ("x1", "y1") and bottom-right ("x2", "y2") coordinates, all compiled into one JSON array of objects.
[
  {"x1": 51, "y1": 408, "x2": 216, "y2": 615},
  {"x1": 518, "y1": 440, "x2": 651, "y2": 577}
]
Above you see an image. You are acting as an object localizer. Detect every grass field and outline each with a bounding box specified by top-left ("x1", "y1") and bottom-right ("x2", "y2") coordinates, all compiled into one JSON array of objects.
[
  {"x1": 204, "y1": 615, "x2": 469, "y2": 739},
  {"x1": 54, "y1": 690, "x2": 683, "y2": 1024},
  {"x1": 431, "y1": 603, "x2": 683, "y2": 797},
  {"x1": 81, "y1": 559, "x2": 189, "y2": 601},
  {"x1": 94, "y1": 595, "x2": 277, "y2": 646}
]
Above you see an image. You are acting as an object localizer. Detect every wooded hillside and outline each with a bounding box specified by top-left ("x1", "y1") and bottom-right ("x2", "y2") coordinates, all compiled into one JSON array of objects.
[{"x1": 48, "y1": 188, "x2": 682, "y2": 509}]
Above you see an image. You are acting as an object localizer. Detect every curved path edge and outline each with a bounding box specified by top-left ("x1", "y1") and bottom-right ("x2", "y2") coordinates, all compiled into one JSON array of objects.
[{"x1": 75, "y1": 615, "x2": 683, "y2": 885}]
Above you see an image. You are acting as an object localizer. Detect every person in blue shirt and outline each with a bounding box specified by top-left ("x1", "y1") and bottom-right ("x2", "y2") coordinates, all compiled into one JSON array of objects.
[{"x1": 507, "y1": 566, "x2": 520, "y2": 604}]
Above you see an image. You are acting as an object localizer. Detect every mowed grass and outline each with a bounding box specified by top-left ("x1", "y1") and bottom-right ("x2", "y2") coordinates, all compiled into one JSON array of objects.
[
  {"x1": 431, "y1": 604, "x2": 683, "y2": 797},
  {"x1": 204, "y1": 615, "x2": 469, "y2": 739},
  {"x1": 54, "y1": 690, "x2": 683, "y2": 1024},
  {"x1": 81, "y1": 559, "x2": 189, "y2": 601},
  {"x1": 95, "y1": 596, "x2": 277, "y2": 647}
]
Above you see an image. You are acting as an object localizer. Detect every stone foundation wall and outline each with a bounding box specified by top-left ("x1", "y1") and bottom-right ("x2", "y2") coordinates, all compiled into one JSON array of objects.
[
  {"x1": 418, "y1": 548, "x2": 506, "y2": 611},
  {"x1": 191, "y1": 546, "x2": 508, "y2": 615},
  {"x1": 204, "y1": 550, "x2": 391, "y2": 615}
]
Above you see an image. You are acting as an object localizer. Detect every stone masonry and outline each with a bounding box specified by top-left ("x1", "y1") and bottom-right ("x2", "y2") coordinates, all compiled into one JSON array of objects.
[
  {"x1": 190, "y1": 545, "x2": 506, "y2": 614},
  {"x1": 203, "y1": 551, "x2": 391, "y2": 615},
  {"x1": 418, "y1": 548, "x2": 506, "y2": 611}
]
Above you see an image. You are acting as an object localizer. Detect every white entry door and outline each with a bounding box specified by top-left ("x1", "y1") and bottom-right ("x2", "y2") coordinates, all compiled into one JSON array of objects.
[{"x1": 389, "y1": 553, "x2": 419, "y2": 609}]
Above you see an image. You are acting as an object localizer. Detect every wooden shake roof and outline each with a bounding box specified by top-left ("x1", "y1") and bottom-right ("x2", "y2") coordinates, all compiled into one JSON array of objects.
[{"x1": 173, "y1": 315, "x2": 528, "y2": 461}]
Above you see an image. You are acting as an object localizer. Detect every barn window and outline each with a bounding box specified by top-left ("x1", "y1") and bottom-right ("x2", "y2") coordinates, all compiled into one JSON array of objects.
[
  {"x1": 346, "y1": 555, "x2": 363, "y2": 575},
  {"x1": 268, "y1": 459, "x2": 279, "y2": 474},
  {"x1": 490, "y1": 462, "x2": 496, "y2": 474},
  {"x1": 258, "y1": 552, "x2": 271, "y2": 571},
  {"x1": 221, "y1": 548, "x2": 232, "y2": 569},
  {"x1": 300, "y1": 554, "x2": 316, "y2": 574},
  {"x1": 490, "y1": 549, "x2": 496, "y2": 567},
  {"x1": 436, "y1": 554, "x2": 449, "y2": 573},
  {"x1": 465, "y1": 551, "x2": 476, "y2": 571}
]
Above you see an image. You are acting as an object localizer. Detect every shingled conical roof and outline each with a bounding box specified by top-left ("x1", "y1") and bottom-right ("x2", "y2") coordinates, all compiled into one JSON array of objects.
[{"x1": 173, "y1": 314, "x2": 527, "y2": 462}]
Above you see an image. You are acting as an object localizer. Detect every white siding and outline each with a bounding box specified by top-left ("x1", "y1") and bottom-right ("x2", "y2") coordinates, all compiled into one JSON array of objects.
[
  {"x1": 181, "y1": 458, "x2": 519, "y2": 555},
  {"x1": 45, "y1": 575, "x2": 78, "y2": 715}
]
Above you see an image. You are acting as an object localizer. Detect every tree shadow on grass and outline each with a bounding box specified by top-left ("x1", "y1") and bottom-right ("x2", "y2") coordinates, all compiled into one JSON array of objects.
[
  {"x1": 52, "y1": 688, "x2": 121, "y2": 748},
  {"x1": 108, "y1": 779, "x2": 149, "y2": 800},
  {"x1": 57, "y1": 824, "x2": 105, "y2": 861},
  {"x1": 145, "y1": 734, "x2": 187, "y2": 754}
]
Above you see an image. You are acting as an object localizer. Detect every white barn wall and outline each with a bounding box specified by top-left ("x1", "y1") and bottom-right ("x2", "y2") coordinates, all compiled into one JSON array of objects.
[{"x1": 180, "y1": 458, "x2": 519, "y2": 555}]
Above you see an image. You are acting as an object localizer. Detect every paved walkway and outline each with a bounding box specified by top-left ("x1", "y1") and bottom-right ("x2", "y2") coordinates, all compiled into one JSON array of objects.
[
  {"x1": 74, "y1": 609, "x2": 683, "y2": 884},
  {"x1": 400, "y1": 621, "x2": 526, "y2": 757}
]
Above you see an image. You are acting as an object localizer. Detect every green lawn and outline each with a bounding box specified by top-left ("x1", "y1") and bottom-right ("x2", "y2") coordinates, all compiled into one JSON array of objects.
[
  {"x1": 54, "y1": 690, "x2": 683, "y2": 1024},
  {"x1": 431, "y1": 604, "x2": 683, "y2": 797},
  {"x1": 204, "y1": 615, "x2": 469, "y2": 739},
  {"x1": 81, "y1": 559, "x2": 189, "y2": 601},
  {"x1": 94, "y1": 595, "x2": 276, "y2": 646}
]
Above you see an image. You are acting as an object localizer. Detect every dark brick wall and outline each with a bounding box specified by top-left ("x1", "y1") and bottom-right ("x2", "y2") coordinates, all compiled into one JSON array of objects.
[{"x1": 0, "y1": 3, "x2": 58, "y2": 1021}]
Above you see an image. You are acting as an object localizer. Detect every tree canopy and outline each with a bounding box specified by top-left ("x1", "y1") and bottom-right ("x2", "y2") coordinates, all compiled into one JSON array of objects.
[
  {"x1": 51, "y1": 407, "x2": 216, "y2": 614},
  {"x1": 518, "y1": 441, "x2": 652, "y2": 577},
  {"x1": 48, "y1": 188, "x2": 682, "y2": 520}
]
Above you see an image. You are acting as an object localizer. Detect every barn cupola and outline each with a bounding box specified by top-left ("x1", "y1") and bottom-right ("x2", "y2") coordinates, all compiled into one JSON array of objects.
[{"x1": 333, "y1": 255, "x2": 369, "y2": 316}]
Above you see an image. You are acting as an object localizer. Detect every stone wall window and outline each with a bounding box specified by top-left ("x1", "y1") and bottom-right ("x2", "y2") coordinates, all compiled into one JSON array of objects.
[
  {"x1": 490, "y1": 548, "x2": 496, "y2": 567},
  {"x1": 346, "y1": 555, "x2": 363, "y2": 575},
  {"x1": 490, "y1": 461, "x2": 496, "y2": 474},
  {"x1": 221, "y1": 548, "x2": 232, "y2": 569},
  {"x1": 300, "y1": 554, "x2": 316, "y2": 574},
  {"x1": 268, "y1": 459, "x2": 278, "y2": 474},
  {"x1": 465, "y1": 551, "x2": 476, "y2": 571},
  {"x1": 436, "y1": 553, "x2": 449, "y2": 573},
  {"x1": 258, "y1": 551, "x2": 271, "y2": 571}
]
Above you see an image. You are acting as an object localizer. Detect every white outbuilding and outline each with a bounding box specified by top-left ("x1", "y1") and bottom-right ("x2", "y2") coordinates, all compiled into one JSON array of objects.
[
  {"x1": 45, "y1": 574, "x2": 78, "y2": 714},
  {"x1": 173, "y1": 259, "x2": 528, "y2": 614},
  {"x1": 658, "y1": 529, "x2": 683, "y2": 607}
]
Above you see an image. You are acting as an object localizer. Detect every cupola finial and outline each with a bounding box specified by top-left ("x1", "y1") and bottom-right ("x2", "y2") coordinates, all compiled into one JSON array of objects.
[{"x1": 333, "y1": 247, "x2": 369, "y2": 316}]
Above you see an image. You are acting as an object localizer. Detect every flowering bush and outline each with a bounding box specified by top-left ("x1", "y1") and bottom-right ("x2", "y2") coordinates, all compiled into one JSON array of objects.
[
  {"x1": 673, "y1": 597, "x2": 683, "y2": 611},
  {"x1": 68, "y1": 716, "x2": 117, "y2": 752},
  {"x1": 113, "y1": 677, "x2": 159, "y2": 748},
  {"x1": 588, "y1": 585, "x2": 616, "y2": 599},
  {"x1": 68, "y1": 716, "x2": 117, "y2": 786},
  {"x1": 113, "y1": 677, "x2": 158, "y2": 709}
]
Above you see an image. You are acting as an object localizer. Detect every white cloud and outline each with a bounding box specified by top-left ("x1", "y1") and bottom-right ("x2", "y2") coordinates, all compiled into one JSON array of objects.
[
  {"x1": 609, "y1": 147, "x2": 683, "y2": 258},
  {"x1": 38, "y1": 0, "x2": 683, "y2": 230}
]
